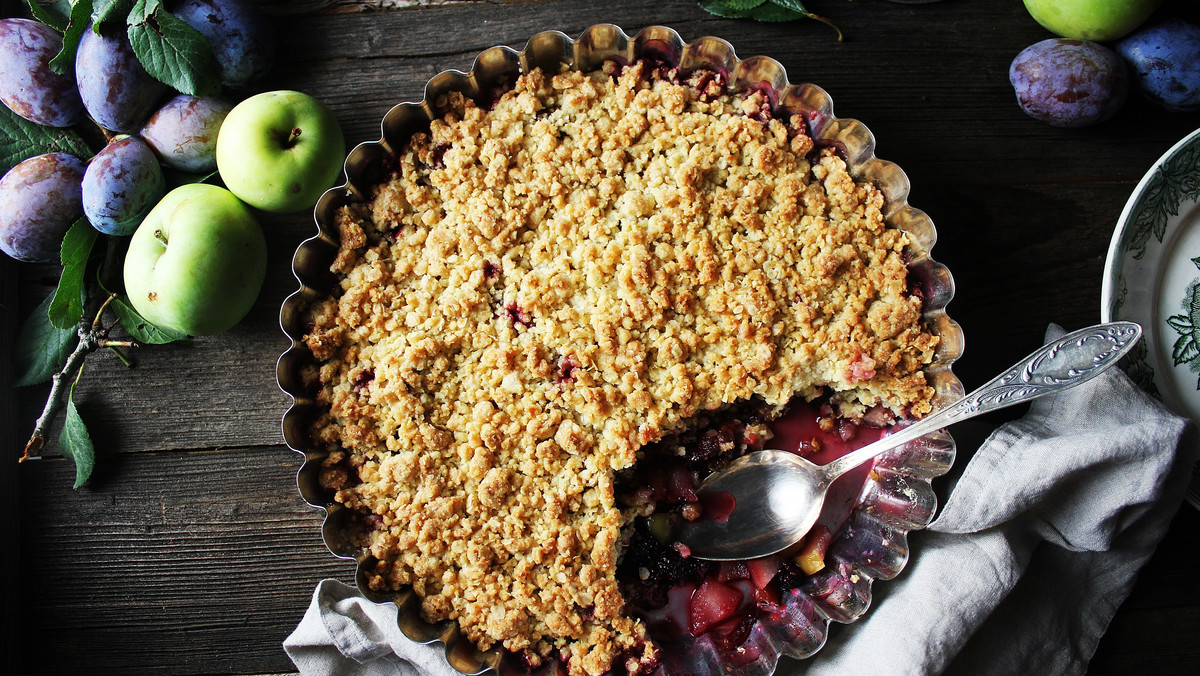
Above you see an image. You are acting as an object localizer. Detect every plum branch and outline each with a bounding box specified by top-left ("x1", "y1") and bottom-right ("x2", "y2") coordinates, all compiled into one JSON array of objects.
[{"x1": 20, "y1": 294, "x2": 137, "y2": 463}]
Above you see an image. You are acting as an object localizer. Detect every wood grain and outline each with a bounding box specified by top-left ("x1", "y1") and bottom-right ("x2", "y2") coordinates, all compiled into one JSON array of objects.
[
  {"x1": 2, "y1": 256, "x2": 21, "y2": 676},
  {"x1": 4, "y1": 0, "x2": 1200, "y2": 674},
  {"x1": 9, "y1": 179, "x2": 1131, "y2": 458},
  {"x1": 13, "y1": 0, "x2": 1186, "y2": 455},
  {"x1": 18, "y1": 446, "x2": 352, "y2": 673}
]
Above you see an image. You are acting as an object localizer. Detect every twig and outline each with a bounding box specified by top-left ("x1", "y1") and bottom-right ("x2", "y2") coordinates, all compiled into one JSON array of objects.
[{"x1": 19, "y1": 294, "x2": 136, "y2": 462}]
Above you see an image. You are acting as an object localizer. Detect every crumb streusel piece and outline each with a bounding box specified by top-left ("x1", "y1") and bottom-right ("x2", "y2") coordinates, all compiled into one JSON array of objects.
[{"x1": 305, "y1": 62, "x2": 938, "y2": 675}]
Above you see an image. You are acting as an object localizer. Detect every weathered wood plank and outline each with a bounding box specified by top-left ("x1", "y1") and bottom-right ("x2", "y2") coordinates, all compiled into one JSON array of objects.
[
  {"x1": 3, "y1": 2, "x2": 1200, "y2": 675},
  {"x1": 9, "y1": 0, "x2": 1174, "y2": 456},
  {"x1": 264, "y1": 0, "x2": 1198, "y2": 184},
  {"x1": 1090, "y1": 605, "x2": 1200, "y2": 674},
  {"x1": 16, "y1": 445, "x2": 1200, "y2": 674},
  {"x1": 10, "y1": 179, "x2": 1129, "y2": 459},
  {"x1": 18, "y1": 445, "x2": 353, "y2": 674},
  {"x1": 1, "y1": 256, "x2": 22, "y2": 675}
]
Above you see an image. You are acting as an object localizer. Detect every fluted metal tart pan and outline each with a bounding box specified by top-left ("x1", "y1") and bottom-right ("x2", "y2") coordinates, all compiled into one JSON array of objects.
[{"x1": 278, "y1": 23, "x2": 964, "y2": 676}]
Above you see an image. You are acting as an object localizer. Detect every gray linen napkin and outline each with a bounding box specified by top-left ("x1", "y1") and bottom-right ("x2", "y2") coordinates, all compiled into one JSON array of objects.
[
  {"x1": 797, "y1": 325, "x2": 1197, "y2": 676},
  {"x1": 284, "y1": 578, "x2": 462, "y2": 676},
  {"x1": 286, "y1": 326, "x2": 1196, "y2": 676}
]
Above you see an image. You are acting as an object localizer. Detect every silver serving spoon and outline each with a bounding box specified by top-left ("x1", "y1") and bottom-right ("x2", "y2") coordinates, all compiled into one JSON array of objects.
[{"x1": 674, "y1": 321, "x2": 1143, "y2": 561}]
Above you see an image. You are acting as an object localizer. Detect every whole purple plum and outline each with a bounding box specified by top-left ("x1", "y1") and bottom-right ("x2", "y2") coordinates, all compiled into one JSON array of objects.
[
  {"x1": 0, "y1": 18, "x2": 85, "y2": 127},
  {"x1": 1116, "y1": 17, "x2": 1200, "y2": 112},
  {"x1": 0, "y1": 153, "x2": 85, "y2": 263},
  {"x1": 141, "y1": 94, "x2": 233, "y2": 173},
  {"x1": 171, "y1": 0, "x2": 276, "y2": 88},
  {"x1": 76, "y1": 23, "x2": 169, "y2": 133},
  {"x1": 1009, "y1": 39, "x2": 1129, "y2": 127},
  {"x1": 82, "y1": 136, "x2": 166, "y2": 236}
]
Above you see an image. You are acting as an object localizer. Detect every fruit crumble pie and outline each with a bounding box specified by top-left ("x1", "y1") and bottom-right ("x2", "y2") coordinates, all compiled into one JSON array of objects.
[{"x1": 303, "y1": 59, "x2": 939, "y2": 675}]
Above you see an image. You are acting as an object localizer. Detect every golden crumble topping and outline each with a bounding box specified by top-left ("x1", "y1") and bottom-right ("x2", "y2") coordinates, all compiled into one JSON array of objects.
[{"x1": 305, "y1": 62, "x2": 938, "y2": 675}]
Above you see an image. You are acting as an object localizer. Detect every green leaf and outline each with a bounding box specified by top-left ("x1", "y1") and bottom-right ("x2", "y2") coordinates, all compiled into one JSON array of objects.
[
  {"x1": 766, "y1": 0, "x2": 811, "y2": 12},
  {"x1": 698, "y1": 0, "x2": 843, "y2": 39},
  {"x1": 12, "y1": 293, "x2": 78, "y2": 387},
  {"x1": 48, "y1": 0, "x2": 93, "y2": 75},
  {"x1": 111, "y1": 296, "x2": 191, "y2": 344},
  {"x1": 0, "y1": 105, "x2": 92, "y2": 175},
  {"x1": 1192, "y1": 256, "x2": 1200, "y2": 271},
  {"x1": 724, "y1": 0, "x2": 768, "y2": 10},
  {"x1": 60, "y1": 378, "x2": 96, "y2": 488},
  {"x1": 92, "y1": 0, "x2": 133, "y2": 25},
  {"x1": 764, "y1": 0, "x2": 843, "y2": 38},
  {"x1": 699, "y1": 0, "x2": 754, "y2": 18},
  {"x1": 127, "y1": 3, "x2": 221, "y2": 96},
  {"x1": 96, "y1": 232, "x2": 128, "y2": 294},
  {"x1": 24, "y1": 0, "x2": 69, "y2": 32},
  {"x1": 749, "y1": 3, "x2": 806, "y2": 21},
  {"x1": 48, "y1": 218, "x2": 98, "y2": 330},
  {"x1": 128, "y1": 0, "x2": 158, "y2": 22}
]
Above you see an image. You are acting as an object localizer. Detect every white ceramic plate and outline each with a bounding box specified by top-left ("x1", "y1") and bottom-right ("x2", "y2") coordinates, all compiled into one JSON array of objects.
[{"x1": 1101, "y1": 127, "x2": 1200, "y2": 508}]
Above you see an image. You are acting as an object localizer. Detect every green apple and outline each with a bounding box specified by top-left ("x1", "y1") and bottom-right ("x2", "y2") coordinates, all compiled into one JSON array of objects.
[
  {"x1": 124, "y1": 184, "x2": 267, "y2": 336},
  {"x1": 215, "y1": 90, "x2": 344, "y2": 213},
  {"x1": 1023, "y1": 0, "x2": 1164, "y2": 41}
]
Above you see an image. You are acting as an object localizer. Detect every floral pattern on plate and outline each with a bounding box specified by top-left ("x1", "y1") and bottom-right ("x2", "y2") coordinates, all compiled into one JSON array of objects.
[{"x1": 1102, "y1": 126, "x2": 1200, "y2": 506}]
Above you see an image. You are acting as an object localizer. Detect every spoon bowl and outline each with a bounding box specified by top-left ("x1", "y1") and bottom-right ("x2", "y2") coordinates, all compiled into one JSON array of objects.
[
  {"x1": 675, "y1": 321, "x2": 1143, "y2": 561},
  {"x1": 675, "y1": 451, "x2": 827, "y2": 561}
]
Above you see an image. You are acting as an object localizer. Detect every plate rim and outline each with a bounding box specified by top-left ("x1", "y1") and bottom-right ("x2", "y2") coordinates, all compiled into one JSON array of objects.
[
  {"x1": 1101, "y1": 126, "x2": 1200, "y2": 325},
  {"x1": 1100, "y1": 126, "x2": 1200, "y2": 508}
]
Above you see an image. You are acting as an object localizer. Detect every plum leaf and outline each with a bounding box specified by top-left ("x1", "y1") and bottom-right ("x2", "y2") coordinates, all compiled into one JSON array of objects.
[
  {"x1": 111, "y1": 296, "x2": 191, "y2": 344},
  {"x1": 763, "y1": 1, "x2": 842, "y2": 38},
  {"x1": 47, "y1": 0, "x2": 93, "y2": 75},
  {"x1": 93, "y1": 0, "x2": 134, "y2": 26},
  {"x1": 60, "y1": 378, "x2": 96, "y2": 488},
  {"x1": 23, "y1": 0, "x2": 69, "y2": 32},
  {"x1": 698, "y1": 0, "x2": 756, "y2": 18},
  {"x1": 698, "y1": 0, "x2": 843, "y2": 40},
  {"x1": 12, "y1": 293, "x2": 78, "y2": 388},
  {"x1": 49, "y1": 218, "x2": 98, "y2": 331},
  {"x1": 0, "y1": 105, "x2": 92, "y2": 175},
  {"x1": 749, "y1": 3, "x2": 807, "y2": 22},
  {"x1": 724, "y1": 0, "x2": 769, "y2": 10},
  {"x1": 127, "y1": 2, "x2": 220, "y2": 96},
  {"x1": 127, "y1": 0, "x2": 158, "y2": 23}
]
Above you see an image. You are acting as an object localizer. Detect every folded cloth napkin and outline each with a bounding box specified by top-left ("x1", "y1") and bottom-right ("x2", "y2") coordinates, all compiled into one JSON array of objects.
[
  {"x1": 284, "y1": 578, "x2": 462, "y2": 676},
  {"x1": 799, "y1": 324, "x2": 1197, "y2": 676},
  {"x1": 286, "y1": 325, "x2": 1196, "y2": 676}
]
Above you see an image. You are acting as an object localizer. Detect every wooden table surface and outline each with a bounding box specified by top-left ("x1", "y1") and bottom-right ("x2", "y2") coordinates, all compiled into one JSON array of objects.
[{"x1": 4, "y1": 0, "x2": 1200, "y2": 673}]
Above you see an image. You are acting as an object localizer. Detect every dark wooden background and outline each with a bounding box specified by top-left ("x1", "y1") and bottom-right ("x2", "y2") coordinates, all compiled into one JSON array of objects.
[{"x1": 3, "y1": 0, "x2": 1200, "y2": 673}]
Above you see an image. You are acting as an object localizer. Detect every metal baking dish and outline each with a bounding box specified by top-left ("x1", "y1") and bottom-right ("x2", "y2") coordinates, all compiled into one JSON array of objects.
[{"x1": 277, "y1": 23, "x2": 964, "y2": 676}]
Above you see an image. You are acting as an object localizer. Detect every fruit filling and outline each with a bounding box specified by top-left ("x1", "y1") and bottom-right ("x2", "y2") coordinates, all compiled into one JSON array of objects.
[{"x1": 614, "y1": 398, "x2": 893, "y2": 671}]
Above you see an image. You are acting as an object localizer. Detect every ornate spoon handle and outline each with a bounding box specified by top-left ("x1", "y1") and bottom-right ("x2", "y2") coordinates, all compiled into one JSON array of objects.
[{"x1": 822, "y1": 321, "x2": 1143, "y2": 481}]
